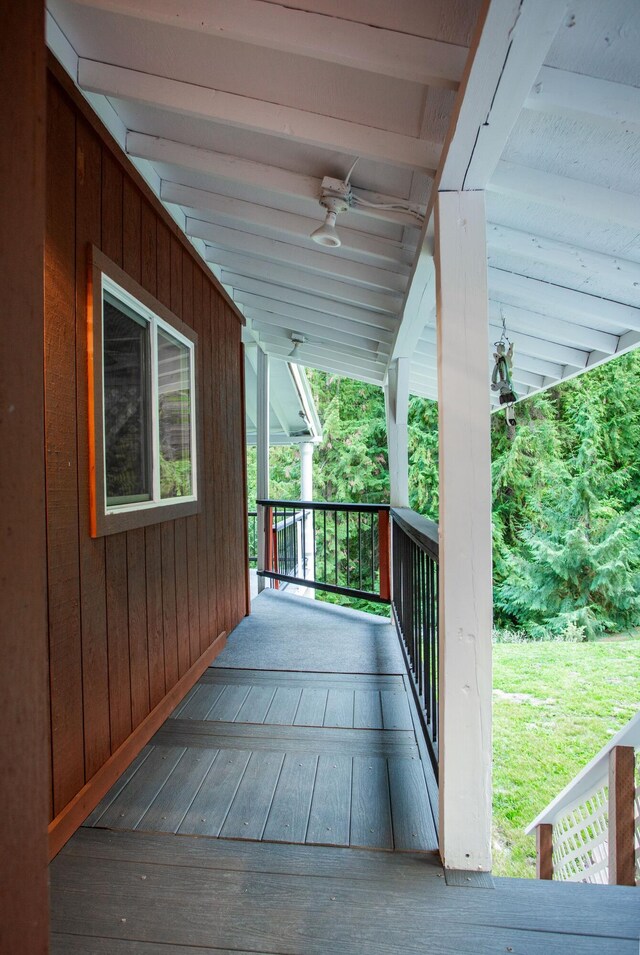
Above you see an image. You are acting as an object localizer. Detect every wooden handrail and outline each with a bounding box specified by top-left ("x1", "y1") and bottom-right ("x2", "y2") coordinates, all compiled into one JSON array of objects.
[
  {"x1": 390, "y1": 507, "x2": 439, "y2": 560},
  {"x1": 257, "y1": 498, "x2": 389, "y2": 514},
  {"x1": 528, "y1": 713, "x2": 639, "y2": 885}
]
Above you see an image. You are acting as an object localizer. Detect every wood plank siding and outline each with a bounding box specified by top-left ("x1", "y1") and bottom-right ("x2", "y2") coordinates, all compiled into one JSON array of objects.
[
  {"x1": 45, "y1": 67, "x2": 248, "y2": 856},
  {"x1": 0, "y1": 2, "x2": 50, "y2": 951}
]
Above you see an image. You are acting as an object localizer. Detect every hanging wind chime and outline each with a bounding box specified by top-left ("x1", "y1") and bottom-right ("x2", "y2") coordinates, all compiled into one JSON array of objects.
[{"x1": 491, "y1": 311, "x2": 517, "y2": 438}]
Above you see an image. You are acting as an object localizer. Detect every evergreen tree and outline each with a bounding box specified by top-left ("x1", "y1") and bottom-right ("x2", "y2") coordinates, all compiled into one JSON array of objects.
[
  {"x1": 408, "y1": 396, "x2": 439, "y2": 520},
  {"x1": 496, "y1": 393, "x2": 640, "y2": 637}
]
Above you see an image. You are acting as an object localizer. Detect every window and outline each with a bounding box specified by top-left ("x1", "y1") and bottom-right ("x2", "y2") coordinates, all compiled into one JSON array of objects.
[{"x1": 89, "y1": 247, "x2": 199, "y2": 536}]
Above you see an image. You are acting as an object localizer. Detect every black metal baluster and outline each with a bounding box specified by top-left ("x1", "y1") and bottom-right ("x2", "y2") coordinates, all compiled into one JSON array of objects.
[
  {"x1": 346, "y1": 510, "x2": 350, "y2": 589},
  {"x1": 358, "y1": 512, "x2": 362, "y2": 592},
  {"x1": 323, "y1": 509, "x2": 327, "y2": 583},
  {"x1": 311, "y1": 507, "x2": 315, "y2": 585}
]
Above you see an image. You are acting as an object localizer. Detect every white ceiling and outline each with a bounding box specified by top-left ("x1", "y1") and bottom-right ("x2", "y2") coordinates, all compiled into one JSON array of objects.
[{"x1": 47, "y1": 0, "x2": 640, "y2": 405}]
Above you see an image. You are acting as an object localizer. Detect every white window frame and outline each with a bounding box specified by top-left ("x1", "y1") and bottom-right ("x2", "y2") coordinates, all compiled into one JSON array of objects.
[{"x1": 89, "y1": 246, "x2": 200, "y2": 537}]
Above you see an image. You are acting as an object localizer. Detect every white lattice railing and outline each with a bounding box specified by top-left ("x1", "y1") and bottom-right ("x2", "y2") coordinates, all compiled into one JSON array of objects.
[{"x1": 526, "y1": 711, "x2": 640, "y2": 886}]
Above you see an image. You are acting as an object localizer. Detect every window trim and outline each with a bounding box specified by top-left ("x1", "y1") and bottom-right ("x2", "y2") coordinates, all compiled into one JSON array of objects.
[{"x1": 88, "y1": 245, "x2": 200, "y2": 537}]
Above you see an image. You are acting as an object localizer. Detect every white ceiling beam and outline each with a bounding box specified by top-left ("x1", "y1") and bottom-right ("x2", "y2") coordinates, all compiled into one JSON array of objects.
[
  {"x1": 488, "y1": 299, "x2": 619, "y2": 355},
  {"x1": 264, "y1": 346, "x2": 383, "y2": 387},
  {"x1": 132, "y1": 136, "x2": 423, "y2": 230},
  {"x1": 256, "y1": 330, "x2": 388, "y2": 374},
  {"x1": 488, "y1": 268, "x2": 640, "y2": 334},
  {"x1": 388, "y1": 222, "x2": 436, "y2": 364},
  {"x1": 414, "y1": 330, "x2": 565, "y2": 381},
  {"x1": 225, "y1": 277, "x2": 398, "y2": 331},
  {"x1": 490, "y1": 161, "x2": 640, "y2": 231},
  {"x1": 487, "y1": 222, "x2": 640, "y2": 304},
  {"x1": 70, "y1": 0, "x2": 468, "y2": 89},
  {"x1": 438, "y1": 0, "x2": 566, "y2": 191},
  {"x1": 259, "y1": 338, "x2": 386, "y2": 382},
  {"x1": 190, "y1": 222, "x2": 408, "y2": 293},
  {"x1": 236, "y1": 294, "x2": 393, "y2": 346},
  {"x1": 526, "y1": 66, "x2": 640, "y2": 135},
  {"x1": 165, "y1": 182, "x2": 415, "y2": 269},
  {"x1": 487, "y1": 323, "x2": 586, "y2": 370},
  {"x1": 388, "y1": 0, "x2": 564, "y2": 380},
  {"x1": 215, "y1": 257, "x2": 402, "y2": 314},
  {"x1": 246, "y1": 311, "x2": 389, "y2": 359},
  {"x1": 79, "y1": 59, "x2": 441, "y2": 172}
]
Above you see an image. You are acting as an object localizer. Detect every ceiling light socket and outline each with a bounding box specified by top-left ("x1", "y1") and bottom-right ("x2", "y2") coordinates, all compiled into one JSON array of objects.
[{"x1": 318, "y1": 175, "x2": 352, "y2": 215}]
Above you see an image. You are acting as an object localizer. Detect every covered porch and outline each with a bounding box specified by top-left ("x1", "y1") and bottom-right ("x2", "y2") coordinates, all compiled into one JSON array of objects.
[{"x1": 50, "y1": 589, "x2": 639, "y2": 953}]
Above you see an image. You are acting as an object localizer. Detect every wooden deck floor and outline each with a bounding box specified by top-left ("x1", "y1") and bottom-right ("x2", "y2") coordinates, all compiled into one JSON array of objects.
[{"x1": 50, "y1": 590, "x2": 640, "y2": 954}]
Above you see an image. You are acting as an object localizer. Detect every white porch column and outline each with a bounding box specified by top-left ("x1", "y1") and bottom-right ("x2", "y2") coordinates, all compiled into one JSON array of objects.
[
  {"x1": 435, "y1": 190, "x2": 493, "y2": 872},
  {"x1": 256, "y1": 348, "x2": 270, "y2": 594},
  {"x1": 384, "y1": 357, "x2": 410, "y2": 508},
  {"x1": 300, "y1": 441, "x2": 315, "y2": 593}
]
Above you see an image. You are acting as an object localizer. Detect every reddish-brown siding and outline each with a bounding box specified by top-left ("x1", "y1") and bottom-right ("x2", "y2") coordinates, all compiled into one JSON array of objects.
[
  {"x1": 45, "y1": 69, "x2": 247, "y2": 847},
  {"x1": 0, "y1": 2, "x2": 50, "y2": 951}
]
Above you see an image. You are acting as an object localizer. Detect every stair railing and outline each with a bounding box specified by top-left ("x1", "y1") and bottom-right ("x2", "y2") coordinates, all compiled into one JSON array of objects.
[{"x1": 526, "y1": 711, "x2": 640, "y2": 885}]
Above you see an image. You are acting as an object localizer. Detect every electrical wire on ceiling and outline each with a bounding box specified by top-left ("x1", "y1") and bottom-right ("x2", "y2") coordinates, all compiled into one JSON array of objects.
[{"x1": 310, "y1": 156, "x2": 425, "y2": 247}]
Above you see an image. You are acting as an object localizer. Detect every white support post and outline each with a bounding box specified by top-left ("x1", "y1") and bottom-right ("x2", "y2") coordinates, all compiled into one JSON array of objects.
[
  {"x1": 300, "y1": 441, "x2": 315, "y2": 595},
  {"x1": 256, "y1": 348, "x2": 270, "y2": 593},
  {"x1": 435, "y1": 190, "x2": 493, "y2": 873},
  {"x1": 384, "y1": 357, "x2": 410, "y2": 508}
]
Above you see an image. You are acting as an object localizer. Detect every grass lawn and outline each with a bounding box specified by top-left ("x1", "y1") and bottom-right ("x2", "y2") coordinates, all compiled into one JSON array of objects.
[{"x1": 492, "y1": 636, "x2": 640, "y2": 878}]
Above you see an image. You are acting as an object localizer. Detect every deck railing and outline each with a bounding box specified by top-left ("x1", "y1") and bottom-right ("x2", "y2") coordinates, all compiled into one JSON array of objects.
[
  {"x1": 255, "y1": 501, "x2": 440, "y2": 772},
  {"x1": 256, "y1": 500, "x2": 390, "y2": 603},
  {"x1": 526, "y1": 711, "x2": 640, "y2": 885},
  {"x1": 390, "y1": 508, "x2": 439, "y2": 773},
  {"x1": 248, "y1": 510, "x2": 258, "y2": 567},
  {"x1": 272, "y1": 507, "x2": 304, "y2": 580}
]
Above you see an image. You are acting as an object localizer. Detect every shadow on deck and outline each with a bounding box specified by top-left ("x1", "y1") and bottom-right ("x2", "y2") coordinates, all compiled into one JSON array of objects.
[{"x1": 50, "y1": 590, "x2": 640, "y2": 954}]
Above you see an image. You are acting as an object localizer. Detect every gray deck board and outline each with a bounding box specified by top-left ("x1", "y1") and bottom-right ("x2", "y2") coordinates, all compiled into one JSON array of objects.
[
  {"x1": 350, "y1": 755, "x2": 393, "y2": 849},
  {"x1": 380, "y1": 688, "x2": 413, "y2": 730},
  {"x1": 52, "y1": 592, "x2": 637, "y2": 954},
  {"x1": 353, "y1": 689, "x2": 384, "y2": 729},
  {"x1": 52, "y1": 938, "x2": 276, "y2": 955},
  {"x1": 220, "y1": 750, "x2": 285, "y2": 839},
  {"x1": 263, "y1": 753, "x2": 318, "y2": 843},
  {"x1": 202, "y1": 668, "x2": 402, "y2": 690},
  {"x1": 51, "y1": 837, "x2": 640, "y2": 954},
  {"x1": 137, "y1": 748, "x2": 219, "y2": 833},
  {"x1": 206, "y1": 684, "x2": 252, "y2": 722},
  {"x1": 83, "y1": 746, "x2": 153, "y2": 826},
  {"x1": 323, "y1": 688, "x2": 354, "y2": 727},
  {"x1": 177, "y1": 683, "x2": 225, "y2": 720},
  {"x1": 293, "y1": 687, "x2": 328, "y2": 725},
  {"x1": 177, "y1": 749, "x2": 249, "y2": 837},
  {"x1": 306, "y1": 754, "x2": 353, "y2": 846},
  {"x1": 265, "y1": 685, "x2": 303, "y2": 724},
  {"x1": 388, "y1": 756, "x2": 438, "y2": 851},
  {"x1": 236, "y1": 684, "x2": 278, "y2": 723},
  {"x1": 211, "y1": 588, "x2": 403, "y2": 674},
  {"x1": 154, "y1": 719, "x2": 419, "y2": 758},
  {"x1": 93, "y1": 747, "x2": 185, "y2": 830}
]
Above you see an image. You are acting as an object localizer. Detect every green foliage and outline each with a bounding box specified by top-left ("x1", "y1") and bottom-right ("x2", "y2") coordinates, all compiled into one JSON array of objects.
[
  {"x1": 310, "y1": 371, "x2": 390, "y2": 503},
  {"x1": 408, "y1": 395, "x2": 439, "y2": 520},
  {"x1": 493, "y1": 637, "x2": 640, "y2": 877},
  {"x1": 494, "y1": 355, "x2": 640, "y2": 637},
  {"x1": 159, "y1": 454, "x2": 192, "y2": 498},
  {"x1": 245, "y1": 350, "x2": 640, "y2": 635}
]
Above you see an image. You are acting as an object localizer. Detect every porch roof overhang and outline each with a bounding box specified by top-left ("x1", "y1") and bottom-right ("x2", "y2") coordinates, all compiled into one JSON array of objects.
[
  {"x1": 244, "y1": 342, "x2": 322, "y2": 445},
  {"x1": 47, "y1": 0, "x2": 640, "y2": 405}
]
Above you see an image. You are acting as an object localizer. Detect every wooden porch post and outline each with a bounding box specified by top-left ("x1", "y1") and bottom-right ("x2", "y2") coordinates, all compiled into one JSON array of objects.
[
  {"x1": 0, "y1": 1, "x2": 50, "y2": 950},
  {"x1": 435, "y1": 190, "x2": 493, "y2": 873},
  {"x1": 256, "y1": 347, "x2": 270, "y2": 593},
  {"x1": 536, "y1": 823, "x2": 554, "y2": 880},
  {"x1": 608, "y1": 745, "x2": 636, "y2": 886},
  {"x1": 385, "y1": 357, "x2": 410, "y2": 508}
]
